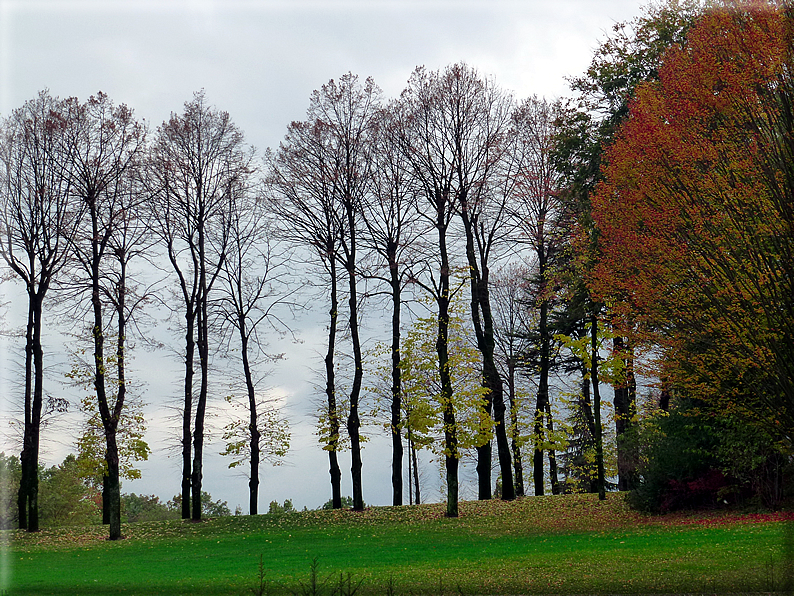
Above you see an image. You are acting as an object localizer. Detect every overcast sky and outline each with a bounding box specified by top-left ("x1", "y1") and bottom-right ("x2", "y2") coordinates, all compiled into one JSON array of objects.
[{"x1": 0, "y1": 0, "x2": 647, "y2": 513}]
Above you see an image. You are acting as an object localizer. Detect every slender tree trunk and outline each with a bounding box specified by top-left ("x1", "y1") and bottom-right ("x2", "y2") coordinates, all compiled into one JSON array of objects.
[
  {"x1": 591, "y1": 315, "x2": 606, "y2": 501},
  {"x1": 389, "y1": 256, "x2": 403, "y2": 506},
  {"x1": 20, "y1": 292, "x2": 45, "y2": 532},
  {"x1": 325, "y1": 255, "x2": 342, "y2": 509},
  {"x1": 461, "y1": 209, "x2": 513, "y2": 501},
  {"x1": 240, "y1": 330, "x2": 260, "y2": 515},
  {"x1": 192, "y1": 301, "x2": 209, "y2": 521},
  {"x1": 475, "y1": 419, "x2": 493, "y2": 500},
  {"x1": 181, "y1": 311, "x2": 194, "y2": 520},
  {"x1": 192, "y1": 212, "x2": 211, "y2": 522},
  {"x1": 533, "y1": 296, "x2": 550, "y2": 496},
  {"x1": 102, "y1": 262, "x2": 129, "y2": 528},
  {"x1": 507, "y1": 358, "x2": 524, "y2": 497},
  {"x1": 346, "y1": 254, "x2": 364, "y2": 512},
  {"x1": 437, "y1": 229, "x2": 458, "y2": 518},
  {"x1": 613, "y1": 336, "x2": 637, "y2": 491},
  {"x1": 26, "y1": 309, "x2": 44, "y2": 533},
  {"x1": 545, "y1": 400, "x2": 560, "y2": 495},
  {"x1": 18, "y1": 293, "x2": 35, "y2": 530},
  {"x1": 579, "y1": 362, "x2": 598, "y2": 494},
  {"x1": 412, "y1": 439, "x2": 420, "y2": 505},
  {"x1": 660, "y1": 376, "x2": 671, "y2": 412},
  {"x1": 87, "y1": 199, "x2": 124, "y2": 539},
  {"x1": 479, "y1": 278, "x2": 514, "y2": 501},
  {"x1": 407, "y1": 430, "x2": 413, "y2": 505},
  {"x1": 105, "y1": 431, "x2": 121, "y2": 539}
]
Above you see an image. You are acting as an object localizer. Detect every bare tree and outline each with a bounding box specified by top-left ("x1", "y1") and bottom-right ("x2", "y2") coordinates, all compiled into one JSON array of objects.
[
  {"x1": 215, "y1": 185, "x2": 293, "y2": 515},
  {"x1": 361, "y1": 102, "x2": 423, "y2": 506},
  {"x1": 449, "y1": 65, "x2": 516, "y2": 501},
  {"x1": 397, "y1": 64, "x2": 477, "y2": 518},
  {"x1": 270, "y1": 73, "x2": 380, "y2": 511},
  {"x1": 268, "y1": 116, "x2": 345, "y2": 510},
  {"x1": 61, "y1": 92, "x2": 147, "y2": 539},
  {"x1": 148, "y1": 91, "x2": 252, "y2": 521},
  {"x1": 0, "y1": 91, "x2": 77, "y2": 531}
]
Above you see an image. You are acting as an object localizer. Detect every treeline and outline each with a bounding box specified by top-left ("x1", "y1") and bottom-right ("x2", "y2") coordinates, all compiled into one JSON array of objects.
[{"x1": 1, "y1": 0, "x2": 792, "y2": 539}]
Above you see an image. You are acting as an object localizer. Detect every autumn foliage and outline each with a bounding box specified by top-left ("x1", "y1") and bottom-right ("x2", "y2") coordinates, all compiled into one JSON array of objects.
[{"x1": 592, "y1": 3, "x2": 794, "y2": 438}]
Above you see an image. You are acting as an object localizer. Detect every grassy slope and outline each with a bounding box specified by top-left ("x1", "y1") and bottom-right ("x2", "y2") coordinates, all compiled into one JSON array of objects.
[{"x1": 3, "y1": 493, "x2": 790, "y2": 595}]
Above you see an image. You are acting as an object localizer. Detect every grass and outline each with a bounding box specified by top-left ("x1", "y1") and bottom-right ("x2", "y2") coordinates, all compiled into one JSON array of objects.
[{"x1": 2, "y1": 493, "x2": 792, "y2": 595}]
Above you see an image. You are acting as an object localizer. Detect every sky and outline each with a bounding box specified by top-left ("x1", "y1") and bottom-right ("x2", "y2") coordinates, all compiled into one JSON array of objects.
[{"x1": 0, "y1": 0, "x2": 647, "y2": 513}]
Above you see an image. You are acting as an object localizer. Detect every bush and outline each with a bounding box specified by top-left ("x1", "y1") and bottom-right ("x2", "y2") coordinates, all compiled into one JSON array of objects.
[
  {"x1": 122, "y1": 493, "x2": 178, "y2": 523},
  {"x1": 320, "y1": 496, "x2": 361, "y2": 510},
  {"x1": 167, "y1": 491, "x2": 232, "y2": 517},
  {"x1": 268, "y1": 499, "x2": 295, "y2": 514},
  {"x1": 630, "y1": 398, "x2": 791, "y2": 512},
  {"x1": 38, "y1": 454, "x2": 101, "y2": 526},
  {"x1": 0, "y1": 452, "x2": 21, "y2": 529}
]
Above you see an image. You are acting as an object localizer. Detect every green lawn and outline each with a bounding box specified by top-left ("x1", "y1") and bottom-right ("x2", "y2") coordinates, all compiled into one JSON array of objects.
[{"x1": 2, "y1": 493, "x2": 790, "y2": 595}]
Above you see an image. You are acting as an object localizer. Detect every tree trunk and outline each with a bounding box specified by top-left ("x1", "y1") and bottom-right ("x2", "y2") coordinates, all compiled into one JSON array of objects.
[
  {"x1": 475, "y1": 427, "x2": 493, "y2": 500},
  {"x1": 31, "y1": 299, "x2": 45, "y2": 532},
  {"x1": 460, "y1": 207, "x2": 514, "y2": 501},
  {"x1": 579, "y1": 362, "x2": 598, "y2": 494},
  {"x1": 181, "y1": 311, "x2": 195, "y2": 520},
  {"x1": 325, "y1": 255, "x2": 342, "y2": 509},
  {"x1": 192, "y1": 302, "x2": 209, "y2": 521},
  {"x1": 17, "y1": 294, "x2": 34, "y2": 531},
  {"x1": 412, "y1": 439, "x2": 421, "y2": 504},
  {"x1": 533, "y1": 297, "x2": 550, "y2": 496},
  {"x1": 660, "y1": 376, "x2": 671, "y2": 412},
  {"x1": 437, "y1": 231, "x2": 458, "y2": 518},
  {"x1": 19, "y1": 292, "x2": 44, "y2": 532},
  {"x1": 545, "y1": 400, "x2": 560, "y2": 495},
  {"x1": 346, "y1": 254, "x2": 364, "y2": 512},
  {"x1": 241, "y1": 329, "x2": 260, "y2": 516},
  {"x1": 192, "y1": 212, "x2": 211, "y2": 522},
  {"x1": 105, "y1": 431, "x2": 122, "y2": 540},
  {"x1": 507, "y1": 358, "x2": 524, "y2": 497},
  {"x1": 389, "y1": 257, "x2": 403, "y2": 506},
  {"x1": 613, "y1": 336, "x2": 638, "y2": 491},
  {"x1": 591, "y1": 315, "x2": 606, "y2": 501}
]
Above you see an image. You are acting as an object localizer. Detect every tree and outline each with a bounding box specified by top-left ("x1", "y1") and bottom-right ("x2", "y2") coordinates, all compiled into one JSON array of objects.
[
  {"x1": 553, "y1": 0, "x2": 704, "y2": 493},
  {"x1": 397, "y1": 64, "x2": 469, "y2": 516},
  {"x1": 398, "y1": 295, "x2": 492, "y2": 501},
  {"x1": 361, "y1": 102, "x2": 423, "y2": 506},
  {"x1": 66, "y1": 347, "x2": 150, "y2": 523},
  {"x1": 490, "y1": 265, "x2": 535, "y2": 497},
  {"x1": 148, "y1": 91, "x2": 253, "y2": 521},
  {"x1": 59, "y1": 92, "x2": 146, "y2": 539},
  {"x1": 0, "y1": 91, "x2": 77, "y2": 531},
  {"x1": 449, "y1": 65, "x2": 516, "y2": 501},
  {"x1": 268, "y1": 101, "x2": 345, "y2": 511},
  {"x1": 66, "y1": 136, "x2": 155, "y2": 523},
  {"x1": 510, "y1": 96, "x2": 570, "y2": 496},
  {"x1": 270, "y1": 73, "x2": 380, "y2": 511},
  {"x1": 317, "y1": 74, "x2": 381, "y2": 512},
  {"x1": 216, "y1": 190, "x2": 292, "y2": 515},
  {"x1": 592, "y1": 3, "x2": 794, "y2": 446}
]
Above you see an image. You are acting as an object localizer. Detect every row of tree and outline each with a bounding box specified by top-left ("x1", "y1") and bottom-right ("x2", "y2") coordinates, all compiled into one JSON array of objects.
[
  {"x1": 2, "y1": 0, "x2": 791, "y2": 537},
  {"x1": 0, "y1": 88, "x2": 294, "y2": 539}
]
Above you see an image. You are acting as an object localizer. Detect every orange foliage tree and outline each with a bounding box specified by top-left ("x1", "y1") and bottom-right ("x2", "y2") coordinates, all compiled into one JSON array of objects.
[{"x1": 592, "y1": 2, "x2": 794, "y2": 441}]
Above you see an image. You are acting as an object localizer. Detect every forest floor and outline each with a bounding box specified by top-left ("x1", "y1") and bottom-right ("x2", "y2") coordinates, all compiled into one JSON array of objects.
[{"x1": 2, "y1": 492, "x2": 792, "y2": 595}]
